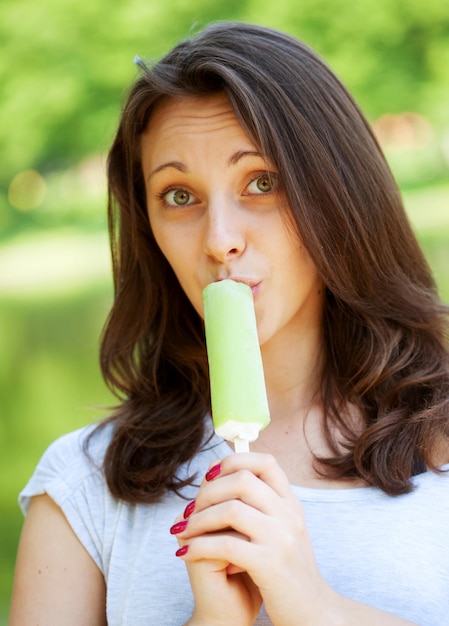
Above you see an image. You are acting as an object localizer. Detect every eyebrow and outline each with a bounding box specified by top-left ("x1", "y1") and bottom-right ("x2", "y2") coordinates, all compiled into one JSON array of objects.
[
  {"x1": 228, "y1": 150, "x2": 264, "y2": 165},
  {"x1": 147, "y1": 161, "x2": 186, "y2": 180},
  {"x1": 147, "y1": 150, "x2": 265, "y2": 181}
]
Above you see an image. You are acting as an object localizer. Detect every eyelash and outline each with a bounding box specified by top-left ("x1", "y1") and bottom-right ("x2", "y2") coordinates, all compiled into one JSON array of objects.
[
  {"x1": 156, "y1": 172, "x2": 279, "y2": 208},
  {"x1": 156, "y1": 187, "x2": 193, "y2": 208},
  {"x1": 245, "y1": 172, "x2": 278, "y2": 195}
]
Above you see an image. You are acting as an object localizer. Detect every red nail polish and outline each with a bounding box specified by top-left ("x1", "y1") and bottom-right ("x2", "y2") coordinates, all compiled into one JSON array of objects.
[
  {"x1": 205, "y1": 463, "x2": 221, "y2": 481},
  {"x1": 176, "y1": 545, "x2": 189, "y2": 557},
  {"x1": 183, "y1": 500, "x2": 195, "y2": 519},
  {"x1": 170, "y1": 520, "x2": 188, "y2": 535}
]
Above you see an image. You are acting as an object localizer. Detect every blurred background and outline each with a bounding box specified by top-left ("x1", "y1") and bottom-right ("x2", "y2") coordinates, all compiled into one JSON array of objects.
[{"x1": 1, "y1": 0, "x2": 448, "y2": 620}]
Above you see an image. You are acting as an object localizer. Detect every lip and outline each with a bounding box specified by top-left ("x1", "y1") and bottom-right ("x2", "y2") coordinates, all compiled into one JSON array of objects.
[{"x1": 216, "y1": 276, "x2": 261, "y2": 299}]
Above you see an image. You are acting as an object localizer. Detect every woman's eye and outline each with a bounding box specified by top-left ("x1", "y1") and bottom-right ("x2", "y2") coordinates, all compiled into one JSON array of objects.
[
  {"x1": 160, "y1": 188, "x2": 194, "y2": 206},
  {"x1": 247, "y1": 173, "x2": 276, "y2": 194}
]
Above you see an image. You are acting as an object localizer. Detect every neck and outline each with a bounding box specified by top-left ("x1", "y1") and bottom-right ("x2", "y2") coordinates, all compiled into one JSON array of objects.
[
  {"x1": 255, "y1": 319, "x2": 340, "y2": 486},
  {"x1": 261, "y1": 321, "x2": 323, "y2": 425}
]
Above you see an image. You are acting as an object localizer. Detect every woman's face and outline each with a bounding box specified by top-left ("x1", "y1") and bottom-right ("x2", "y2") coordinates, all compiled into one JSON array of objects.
[{"x1": 142, "y1": 93, "x2": 324, "y2": 348}]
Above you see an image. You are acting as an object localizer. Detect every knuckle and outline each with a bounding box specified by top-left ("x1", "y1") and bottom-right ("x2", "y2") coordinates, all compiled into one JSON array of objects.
[
  {"x1": 236, "y1": 468, "x2": 254, "y2": 491},
  {"x1": 264, "y1": 453, "x2": 278, "y2": 471},
  {"x1": 220, "y1": 533, "x2": 236, "y2": 557},
  {"x1": 226, "y1": 498, "x2": 243, "y2": 521}
]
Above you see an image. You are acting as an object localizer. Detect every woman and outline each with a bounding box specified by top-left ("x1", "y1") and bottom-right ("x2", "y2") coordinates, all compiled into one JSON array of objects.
[{"x1": 9, "y1": 21, "x2": 449, "y2": 626}]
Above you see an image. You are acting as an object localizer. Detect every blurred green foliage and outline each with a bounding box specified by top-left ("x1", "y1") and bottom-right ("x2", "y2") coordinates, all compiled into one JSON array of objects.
[
  {"x1": 1, "y1": 0, "x2": 449, "y2": 231},
  {"x1": 1, "y1": 0, "x2": 449, "y2": 622},
  {"x1": 0, "y1": 283, "x2": 114, "y2": 622},
  {"x1": 250, "y1": 0, "x2": 449, "y2": 122}
]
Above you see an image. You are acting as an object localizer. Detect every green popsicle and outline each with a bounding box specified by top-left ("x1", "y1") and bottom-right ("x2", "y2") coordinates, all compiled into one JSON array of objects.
[{"x1": 202, "y1": 279, "x2": 271, "y2": 451}]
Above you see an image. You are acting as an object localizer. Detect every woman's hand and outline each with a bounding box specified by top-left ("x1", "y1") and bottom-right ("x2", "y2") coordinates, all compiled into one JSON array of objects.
[
  {"x1": 172, "y1": 453, "x2": 334, "y2": 626},
  {"x1": 174, "y1": 528, "x2": 262, "y2": 626}
]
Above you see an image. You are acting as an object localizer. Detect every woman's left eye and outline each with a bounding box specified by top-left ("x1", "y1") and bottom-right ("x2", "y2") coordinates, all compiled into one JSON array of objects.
[{"x1": 246, "y1": 173, "x2": 277, "y2": 194}]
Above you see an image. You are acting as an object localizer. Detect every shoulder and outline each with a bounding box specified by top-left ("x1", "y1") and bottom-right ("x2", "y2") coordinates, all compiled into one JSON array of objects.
[
  {"x1": 19, "y1": 422, "x2": 113, "y2": 514},
  {"x1": 18, "y1": 422, "x2": 117, "y2": 572},
  {"x1": 432, "y1": 438, "x2": 449, "y2": 468}
]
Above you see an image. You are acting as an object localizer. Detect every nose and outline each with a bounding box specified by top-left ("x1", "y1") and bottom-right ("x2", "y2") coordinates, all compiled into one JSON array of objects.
[{"x1": 203, "y1": 198, "x2": 246, "y2": 263}]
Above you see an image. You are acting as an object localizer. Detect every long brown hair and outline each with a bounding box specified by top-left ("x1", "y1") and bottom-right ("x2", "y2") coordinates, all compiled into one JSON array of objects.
[{"x1": 95, "y1": 21, "x2": 449, "y2": 501}]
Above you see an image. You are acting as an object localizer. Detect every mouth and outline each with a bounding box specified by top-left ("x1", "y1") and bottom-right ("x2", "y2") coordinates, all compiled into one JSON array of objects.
[{"x1": 217, "y1": 277, "x2": 261, "y2": 299}]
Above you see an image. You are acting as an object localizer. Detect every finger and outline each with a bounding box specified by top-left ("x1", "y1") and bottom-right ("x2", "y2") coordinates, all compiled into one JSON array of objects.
[
  {"x1": 195, "y1": 466, "x2": 303, "y2": 524},
  {"x1": 197, "y1": 469, "x2": 282, "y2": 516},
  {"x1": 205, "y1": 453, "x2": 293, "y2": 498},
  {"x1": 177, "y1": 529, "x2": 262, "y2": 578},
  {"x1": 184, "y1": 496, "x2": 304, "y2": 549},
  {"x1": 171, "y1": 512, "x2": 250, "y2": 574}
]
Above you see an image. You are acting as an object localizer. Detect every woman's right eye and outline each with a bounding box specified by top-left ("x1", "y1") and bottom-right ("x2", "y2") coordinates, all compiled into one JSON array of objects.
[{"x1": 158, "y1": 188, "x2": 195, "y2": 207}]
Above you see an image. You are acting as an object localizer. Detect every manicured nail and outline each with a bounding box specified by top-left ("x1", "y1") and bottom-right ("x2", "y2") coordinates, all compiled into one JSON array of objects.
[
  {"x1": 176, "y1": 545, "x2": 189, "y2": 557},
  {"x1": 183, "y1": 500, "x2": 195, "y2": 519},
  {"x1": 170, "y1": 520, "x2": 188, "y2": 535},
  {"x1": 205, "y1": 463, "x2": 221, "y2": 481}
]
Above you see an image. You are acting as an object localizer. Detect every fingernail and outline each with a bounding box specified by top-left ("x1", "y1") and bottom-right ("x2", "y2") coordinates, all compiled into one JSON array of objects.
[
  {"x1": 183, "y1": 500, "x2": 195, "y2": 519},
  {"x1": 205, "y1": 463, "x2": 221, "y2": 481},
  {"x1": 170, "y1": 520, "x2": 188, "y2": 535},
  {"x1": 176, "y1": 545, "x2": 189, "y2": 557}
]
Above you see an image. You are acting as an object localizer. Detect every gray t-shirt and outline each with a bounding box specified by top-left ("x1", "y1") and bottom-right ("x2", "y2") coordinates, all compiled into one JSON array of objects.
[{"x1": 19, "y1": 422, "x2": 449, "y2": 625}]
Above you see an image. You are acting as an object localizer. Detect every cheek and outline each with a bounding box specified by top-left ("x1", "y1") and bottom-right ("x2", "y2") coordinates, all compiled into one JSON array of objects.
[
  {"x1": 149, "y1": 218, "x2": 178, "y2": 267},
  {"x1": 150, "y1": 223, "x2": 203, "y2": 313}
]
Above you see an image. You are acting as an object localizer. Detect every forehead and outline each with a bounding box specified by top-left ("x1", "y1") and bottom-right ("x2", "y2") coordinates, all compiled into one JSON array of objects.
[{"x1": 143, "y1": 93, "x2": 251, "y2": 144}]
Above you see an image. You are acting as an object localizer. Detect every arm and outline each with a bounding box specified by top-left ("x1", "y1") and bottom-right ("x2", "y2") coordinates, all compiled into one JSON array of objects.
[
  {"x1": 324, "y1": 595, "x2": 420, "y2": 626},
  {"x1": 175, "y1": 454, "x2": 419, "y2": 626},
  {"x1": 9, "y1": 494, "x2": 107, "y2": 626}
]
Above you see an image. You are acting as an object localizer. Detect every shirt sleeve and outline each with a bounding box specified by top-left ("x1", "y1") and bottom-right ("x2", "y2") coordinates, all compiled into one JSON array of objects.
[{"x1": 18, "y1": 425, "x2": 113, "y2": 573}]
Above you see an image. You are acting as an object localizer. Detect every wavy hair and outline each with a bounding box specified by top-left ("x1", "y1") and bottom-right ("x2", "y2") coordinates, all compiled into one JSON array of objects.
[{"x1": 95, "y1": 21, "x2": 449, "y2": 501}]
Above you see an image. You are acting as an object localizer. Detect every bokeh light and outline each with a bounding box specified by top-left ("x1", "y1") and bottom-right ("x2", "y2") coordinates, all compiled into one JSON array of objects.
[{"x1": 8, "y1": 169, "x2": 47, "y2": 212}]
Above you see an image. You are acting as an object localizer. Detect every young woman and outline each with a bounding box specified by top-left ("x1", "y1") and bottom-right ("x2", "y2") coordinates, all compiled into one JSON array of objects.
[{"x1": 9, "y1": 21, "x2": 449, "y2": 626}]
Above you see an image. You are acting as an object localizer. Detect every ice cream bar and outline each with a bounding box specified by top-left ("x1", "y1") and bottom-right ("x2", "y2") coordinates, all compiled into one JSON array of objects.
[{"x1": 202, "y1": 279, "x2": 270, "y2": 452}]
